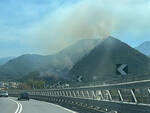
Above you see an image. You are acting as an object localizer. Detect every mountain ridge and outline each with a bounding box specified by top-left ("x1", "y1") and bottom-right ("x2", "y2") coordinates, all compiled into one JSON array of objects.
[
  {"x1": 0, "y1": 39, "x2": 100, "y2": 79},
  {"x1": 69, "y1": 37, "x2": 150, "y2": 83},
  {"x1": 136, "y1": 41, "x2": 150, "y2": 57},
  {"x1": 0, "y1": 57, "x2": 14, "y2": 65}
]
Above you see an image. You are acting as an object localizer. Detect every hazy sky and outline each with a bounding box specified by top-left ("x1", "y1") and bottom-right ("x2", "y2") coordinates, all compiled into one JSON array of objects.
[{"x1": 0, "y1": 0, "x2": 150, "y2": 58}]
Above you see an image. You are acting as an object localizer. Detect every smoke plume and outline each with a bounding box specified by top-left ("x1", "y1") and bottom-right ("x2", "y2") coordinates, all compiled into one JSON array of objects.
[{"x1": 26, "y1": 0, "x2": 150, "y2": 54}]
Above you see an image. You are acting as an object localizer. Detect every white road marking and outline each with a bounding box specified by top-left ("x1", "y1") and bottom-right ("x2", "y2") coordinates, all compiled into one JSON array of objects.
[
  {"x1": 9, "y1": 98, "x2": 23, "y2": 113},
  {"x1": 18, "y1": 102, "x2": 23, "y2": 113}
]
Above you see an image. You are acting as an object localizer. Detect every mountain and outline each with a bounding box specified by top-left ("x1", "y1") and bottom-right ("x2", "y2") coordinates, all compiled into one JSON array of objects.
[
  {"x1": 0, "y1": 54, "x2": 52, "y2": 79},
  {"x1": 0, "y1": 57, "x2": 14, "y2": 65},
  {"x1": 58, "y1": 39, "x2": 101, "y2": 68},
  {"x1": 136, "y1": 41, "x2": 150, "y2": 57},
  {"x1": 69, "y1": 37, "x2": 150, "y2": 83},
  {"x1": 0, "y1": 39, "x2": 100, "y2": 79},
  {"x1": 38, "y1": 39, "x2": 100, "y2": 79}
]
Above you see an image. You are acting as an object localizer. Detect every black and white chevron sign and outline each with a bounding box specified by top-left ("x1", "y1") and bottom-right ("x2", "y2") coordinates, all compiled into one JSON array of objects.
[
  {"x1": 116, "y1": 64, "x2": 128, "y2": 75},
  {"x1": 77, "y1": 75, "x2": 83, "y2": 82}
]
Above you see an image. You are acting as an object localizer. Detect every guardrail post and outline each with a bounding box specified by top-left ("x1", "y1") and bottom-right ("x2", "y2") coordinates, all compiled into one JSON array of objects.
[
  {"x1": 77, "y1": 91, "x2": 79, "y2": 97},
  {"x1": 73, "y1": 91, "x2": 76, "y2": 97},
  {"x1": 86, "y1": 90, "x2": 90, "y2": 98},
  {"x1": 131, "y1": 89, "x2": 137, "y2": 103},
  {"x1": 81, "y1": 90, "x2": 85, "y2": 98},
  {"x1": 147, "y1": 88, "x2": 150, "y2": 104},
  {"x1": 60, "y1": 91, "x2": 62, "y2": 96},
  {"x1": 69, "y1": 91, "x2": 72, "y2": 97},
  {"x1": 118, "y1": 89, "x2": 123, "y2": 101},
  {"x1": 107, "y1": 90, "x2": 112, "y2": 101},
  {"x1": 99, "y1": 90, "x2": 104, "y2": 100},
  {"x1": 92, "y1": 90, "x2": 96, "y2": 100}
]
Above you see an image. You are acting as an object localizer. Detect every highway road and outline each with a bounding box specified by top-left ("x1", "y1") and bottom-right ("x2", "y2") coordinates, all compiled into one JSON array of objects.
[{"x1": 0, "y1": 97, "x2": 77, "y2": 113}]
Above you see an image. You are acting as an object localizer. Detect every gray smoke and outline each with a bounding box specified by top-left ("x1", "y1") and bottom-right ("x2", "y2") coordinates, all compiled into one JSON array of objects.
[{"x1": 26, "y1": 0, "x2": 150, "y2": 54}]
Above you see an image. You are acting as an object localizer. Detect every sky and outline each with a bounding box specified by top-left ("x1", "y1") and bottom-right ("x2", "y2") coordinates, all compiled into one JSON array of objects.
[{"x1": 0, "y1": 0, "x2": 150, "y2": 58}]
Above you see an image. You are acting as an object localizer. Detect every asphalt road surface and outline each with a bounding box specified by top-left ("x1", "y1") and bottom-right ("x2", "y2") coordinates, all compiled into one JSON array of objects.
[{"x1": 0, "y1": 97, "x2": 77, "y2": 113}]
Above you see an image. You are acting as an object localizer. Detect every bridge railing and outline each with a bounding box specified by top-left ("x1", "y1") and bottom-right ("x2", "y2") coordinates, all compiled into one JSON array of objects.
[{"x1": 8, "y1": 79, "x2": 150, "y2": 113}]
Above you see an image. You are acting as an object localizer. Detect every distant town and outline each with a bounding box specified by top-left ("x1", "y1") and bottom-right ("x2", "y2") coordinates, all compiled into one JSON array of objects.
[
  {"x1": 0, "y1": 81, "x2": 20, "y2": 90},
  {"x1": 0, "y1": 80, "x2": 70, "y2": 90}
]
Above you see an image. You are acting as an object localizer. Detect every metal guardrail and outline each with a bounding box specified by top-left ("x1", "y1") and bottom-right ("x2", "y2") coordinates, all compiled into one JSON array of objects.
[
  {"x1": 8, "y1": 79, "x2": 150, "y2": 113},
  {"x1": 74, "y1": 73, "x2": 150, "y2": 87}
]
